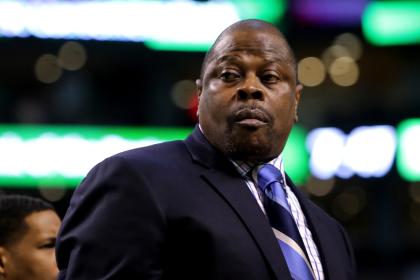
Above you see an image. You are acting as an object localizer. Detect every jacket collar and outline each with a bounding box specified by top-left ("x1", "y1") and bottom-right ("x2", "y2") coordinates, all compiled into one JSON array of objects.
[
  {"x1": 185, "y1": 126, "x2": 347, "y2": 279},
  {"x1": 184, "y1": 125, "x2": 235, "y2": 171},
  {"x1": 184, "y1": 126, "x2": 292, "y2": 280}
]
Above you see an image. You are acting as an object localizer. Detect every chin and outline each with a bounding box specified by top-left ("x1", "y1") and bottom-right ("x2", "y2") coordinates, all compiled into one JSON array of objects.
[{"x1": 225, "y1": 135, "x2": 277, "y2": 162}]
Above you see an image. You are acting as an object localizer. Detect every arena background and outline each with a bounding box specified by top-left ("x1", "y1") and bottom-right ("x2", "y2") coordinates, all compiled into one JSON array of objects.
[{"x1": 0, "y1": 1, "x2": 419, "y2": 279}]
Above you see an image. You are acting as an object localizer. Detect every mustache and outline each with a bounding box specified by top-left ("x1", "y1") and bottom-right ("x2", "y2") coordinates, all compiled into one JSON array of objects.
[{"x1": 228, "y1": 105, "x2": 273, "y2": 124}]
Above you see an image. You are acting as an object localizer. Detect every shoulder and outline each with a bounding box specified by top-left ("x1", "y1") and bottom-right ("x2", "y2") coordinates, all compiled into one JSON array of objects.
[
  {"x1": 112, "y1": 140, "x2": 187, "y2": 162},
  {"x1": 92, "y1": 140, "x2": 190, "y2": 172},
  {"x1": 73, "y1": 140, "x2": 192, "y2": 198},
  {"x1": 67, "y1": 141, "x2": 192, "y2": 220}
]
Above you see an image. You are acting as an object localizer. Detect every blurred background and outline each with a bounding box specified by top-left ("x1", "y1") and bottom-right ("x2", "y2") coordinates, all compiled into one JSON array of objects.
[{"x1": 0, "y1": 0, "x2": 419, "y2": 278}]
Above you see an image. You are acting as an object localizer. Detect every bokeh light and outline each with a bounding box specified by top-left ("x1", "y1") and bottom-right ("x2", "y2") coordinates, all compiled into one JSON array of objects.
[
  {"x1": 321, "y1": 44, "x2": 351, "y2": 67},
  {"x1": 329, "y1": 56, "x2": 359, "y2": 86},
  {"x1": 332, "y1": 188, "x2": 366, "y2": 221},
  {"x1": 34, "y1": 54, "x2": 62, "y2": 84},
  {"x1": 334, "y1": 33, "x2": 363, "y2": 61},
  {"x1": 39, "y1": 187, "x2": 67, "y2": 202},
  {"x1": 298, "y1": 57, "x2": 326, "y2": 87},
  {"x1": 58, "y1": 41, "x2": 87, "y2": 71},
  {"x1": 171, "y1": 80, "x2": 197, "y2": 109},
  {"x1": 409, "y1": 182, "x2": 420, "y2": 203},
  {"x1": 187, "y1": 95, "x2": 199, "y2": 122},
  {"x1": 305, "y1": 175, "x2": 335, "y2": 197}
]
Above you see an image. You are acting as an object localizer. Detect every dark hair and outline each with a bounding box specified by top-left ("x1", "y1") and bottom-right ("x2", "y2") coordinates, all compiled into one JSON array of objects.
[{"x1": 0, "y1": 195, "x2": 54, "y2": 246}]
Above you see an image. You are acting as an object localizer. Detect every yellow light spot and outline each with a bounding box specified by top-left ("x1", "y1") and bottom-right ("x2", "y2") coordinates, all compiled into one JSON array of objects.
[
  {"x1": 329, "y1": 57, "x2": 359, "y2": 86},
  {"x1": 322, "y1": 45, "x2": 351, "y2": 68},
  {"x1": 34, "y1": 54, "x2": 62, "y2": 84},
  {"x1": 334, "y1": 33, "x2": 363, "y2": 61},
  {"x1": 297, "y1": 57, "x2": 326, "y2": 87},
  {"x1": 58, "y1": 41, "x2": 87, "y2": 71}
]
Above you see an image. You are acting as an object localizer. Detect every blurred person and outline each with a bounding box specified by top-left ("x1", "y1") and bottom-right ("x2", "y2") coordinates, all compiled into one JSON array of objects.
[
  {"x1": 56, "y1": 19, "x2": 356, "y2": 279},
  {"x1": 0, "y1": 195, "x2": 61, "y2": 280}
]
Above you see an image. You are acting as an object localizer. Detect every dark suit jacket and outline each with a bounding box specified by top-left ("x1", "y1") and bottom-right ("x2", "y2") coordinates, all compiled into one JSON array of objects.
[{"x1": 56, "y1": 127, "x2": 356, "y2": 279}]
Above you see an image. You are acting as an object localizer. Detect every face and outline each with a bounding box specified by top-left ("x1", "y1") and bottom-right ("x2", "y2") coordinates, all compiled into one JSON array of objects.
[
  {"x1": 0, "y1": 210, "x2": 61, "y2": 280},
  {"x1": 197, "y1": 29, "x2": 302, "y2": 162}
]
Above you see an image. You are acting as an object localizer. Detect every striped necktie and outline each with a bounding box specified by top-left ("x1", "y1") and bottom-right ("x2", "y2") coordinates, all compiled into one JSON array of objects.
[{"x1": 257, "y1": 164, "x2": 315, "y2": 280}]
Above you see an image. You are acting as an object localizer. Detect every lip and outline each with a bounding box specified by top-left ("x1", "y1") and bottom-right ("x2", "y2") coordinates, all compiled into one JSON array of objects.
[
  {"x1": 232, "y1": 108, "x2": 270, "y2": 128},
  {"x1": 235, "y1": 118, "x2": 267, "y2": 127}
]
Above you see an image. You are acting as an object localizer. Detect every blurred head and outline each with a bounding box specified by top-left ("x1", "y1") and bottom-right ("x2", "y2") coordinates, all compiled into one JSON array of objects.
[
  {"x1": 197, "y1": 19, "x2": 302, "y2": 163},
  {"x1": 0, "y1": 195, "x2": 61, "y2": 280}
]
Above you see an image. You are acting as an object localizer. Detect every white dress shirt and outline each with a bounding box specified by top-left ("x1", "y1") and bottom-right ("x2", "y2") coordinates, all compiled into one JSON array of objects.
[{"x1": 230, "y1": 155, "x2": 324, "y2": 280}]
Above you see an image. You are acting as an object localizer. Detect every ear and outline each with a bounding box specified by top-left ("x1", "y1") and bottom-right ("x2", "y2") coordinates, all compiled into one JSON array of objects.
[
  {"x1": 196, "y1": 79, "x2": 203, "y2": 117},
  {"x1": 0, "y1": 246, "x2": 7, "y2": 275},
  {"x1": 294, "y1": 84, "x2": 303, "y2": 122},
  {"x1": 196, "y1": 79, "x2": 202, "y2": 98}
]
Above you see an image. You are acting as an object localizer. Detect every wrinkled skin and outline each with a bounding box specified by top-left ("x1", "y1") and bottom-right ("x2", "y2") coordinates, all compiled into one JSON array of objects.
[
  {"x1": 0, "y1": 210, "x2": 61, "y2": 280},
  {"x1": 197, "y1": 24, "x2": 302, "y2": 163}
]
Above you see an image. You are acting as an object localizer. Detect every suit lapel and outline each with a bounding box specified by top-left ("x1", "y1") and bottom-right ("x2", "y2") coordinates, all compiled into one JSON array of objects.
[
  {"x1": 202, "y1": 168, "x2": 291, "y2": 280},
  {"x1": 185, "y1": 127, "x2": 350, "y2": 279},
  {"x1": 184, "y1": 127, "x2": 292, "y2": 280}
]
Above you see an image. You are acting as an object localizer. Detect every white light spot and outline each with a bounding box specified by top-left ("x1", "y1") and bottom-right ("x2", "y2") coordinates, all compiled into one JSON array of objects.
[{"x1": 307, "y1": 128, "x2": 346, "y2": 179}]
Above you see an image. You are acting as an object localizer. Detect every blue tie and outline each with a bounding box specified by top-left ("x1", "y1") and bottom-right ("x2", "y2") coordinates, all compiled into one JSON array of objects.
[{"x1": 257, "y1": 164, "x2": 315, "y2": 280}]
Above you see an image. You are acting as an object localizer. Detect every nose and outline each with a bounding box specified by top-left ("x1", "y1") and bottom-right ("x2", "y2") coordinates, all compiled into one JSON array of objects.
[{"x1": 237, "y1": 74, "x2": 264, "y2": 101}]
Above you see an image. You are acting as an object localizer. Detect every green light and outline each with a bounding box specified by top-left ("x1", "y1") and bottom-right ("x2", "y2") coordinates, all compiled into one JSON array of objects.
[
  {"x1": 283, "y1": 125, "x2": 310, "y2": 185},
  {"x1": 231, "y1": 0, "x2": 286, "y2": 24},
  {"x1": 396, "y1": 119, "x2": 420, "y2": 182},
  {"x1": 362, "y1": 1, "x2": 420, "y2": 46},
  {"x1": 145, "y1": 0, "x2": 286, "y2": 52},
  {"x1": 0, "y1": 125, "x2": 192, "y2": 188},
  {"x1": 0, "y1": 124, "x2": 192, "y2": 141},
  {"x1": 144, "y1": 41, "x2": 210, "y2": 52},
  {"x1": 0, "y1": 124, "x2": 308, "y2": 188}
]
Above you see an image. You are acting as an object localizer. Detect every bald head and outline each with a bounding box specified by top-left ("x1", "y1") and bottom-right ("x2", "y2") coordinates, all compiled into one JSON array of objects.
[
  {"x1": 200, "y1": 19, "x2": 297, "y2": 82},
  {"x1": 196, "y1": 19, "x2": 302, "y2": 162}
]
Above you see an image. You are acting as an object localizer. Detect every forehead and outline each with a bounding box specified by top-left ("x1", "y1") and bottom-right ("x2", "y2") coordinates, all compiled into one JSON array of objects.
[
  {"x1": 211, "y1": 30, "x2": 292, "y2": 65},
  {"x1": 24, "y1": 210, "x2": 60, "y2": 239}
]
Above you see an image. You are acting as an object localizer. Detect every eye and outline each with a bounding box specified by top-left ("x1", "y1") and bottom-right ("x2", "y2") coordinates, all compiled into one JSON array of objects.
[
  {"x1": 220, "y1": 70, "x2": 240, "y2": 82},
  {"x1": 261, "y1": 73, "x2": 281, "y2": 84},
  {"x1": 38, "y1": 239, "x2": 56, "y2": 249}
]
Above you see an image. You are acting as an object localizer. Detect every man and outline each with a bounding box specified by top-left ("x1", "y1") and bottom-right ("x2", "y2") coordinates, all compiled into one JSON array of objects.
[
  {"x1": 56, "y1": 19, "x2": 356, "y2": 279},
  {"x1": 0, "y1": 195, "x2": 61, "y2": 280}
]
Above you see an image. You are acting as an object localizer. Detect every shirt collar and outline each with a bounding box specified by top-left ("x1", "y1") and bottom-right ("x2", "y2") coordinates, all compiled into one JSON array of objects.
[{"x1": 230, "y1": 153, "x2": 286, "y2": 183}]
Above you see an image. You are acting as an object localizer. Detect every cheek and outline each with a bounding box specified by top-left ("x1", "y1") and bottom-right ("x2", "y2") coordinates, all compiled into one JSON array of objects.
[
  {"x1": 278, "y1": 83, "x2": 291, "y2": 92},
  {"x1": 6, "y1": 253, "x2": 35, "y2": 279},
  {"x1": 36, "y1": 250, "x2": 58, "y2": 272},
  {"x1": 200, "y1": 82, "x2": 232, "y2": 117},
  {"x1": 271, "y1": 94, "x2": 296, "y2": 125},
  {"x1": 207, "y1": 79, "x2": 224, "y2": 93},
  {"x1": 19, "y1": 249, "x2": 58, "y2": 280}
]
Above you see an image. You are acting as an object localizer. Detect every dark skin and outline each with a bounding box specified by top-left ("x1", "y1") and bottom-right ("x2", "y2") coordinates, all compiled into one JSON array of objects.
[
  {"x1": 0, "y1": 210, "x2": 60, "y2": 280},
  {"x1": 197, "y1": 21, "x2": 302, "y2": 163}
]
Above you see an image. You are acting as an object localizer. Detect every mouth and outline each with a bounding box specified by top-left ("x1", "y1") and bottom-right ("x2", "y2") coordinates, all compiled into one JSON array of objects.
[
  {"x1": 232, "y1": 108, "x2": 270, "y2": 128},
  {"x1": 235, "y1": 118, "x2": 267, "y2": 127}
]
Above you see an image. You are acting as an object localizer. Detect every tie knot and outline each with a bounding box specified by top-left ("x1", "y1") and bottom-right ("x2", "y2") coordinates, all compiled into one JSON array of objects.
[{"x1": 257, "y1": 164, "x2": 284, "y2": 192}]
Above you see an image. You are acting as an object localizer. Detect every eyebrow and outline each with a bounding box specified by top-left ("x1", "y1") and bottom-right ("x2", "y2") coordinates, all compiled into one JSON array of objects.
[
  {"x1": 215, "y1": 54, "x2": 241, "y2": 65},
  {"x1": 215, "y1": 51, "x2": 293, "y2": 65},
  {"x1": 214, "y1": 54, "x2": 293, "y2": 73}
]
